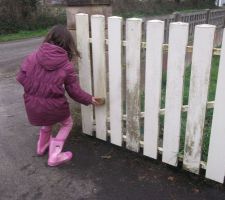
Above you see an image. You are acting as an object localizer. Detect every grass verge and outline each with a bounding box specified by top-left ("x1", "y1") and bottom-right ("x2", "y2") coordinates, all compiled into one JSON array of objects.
[{"x1": 0, "y1": 29, "x2": 49, "y2": 43}]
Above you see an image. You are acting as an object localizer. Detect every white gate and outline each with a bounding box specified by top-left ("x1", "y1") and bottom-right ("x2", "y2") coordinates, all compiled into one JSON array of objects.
[{"x1": 75, "y1": 13, "x2": 225, "y2": 184}]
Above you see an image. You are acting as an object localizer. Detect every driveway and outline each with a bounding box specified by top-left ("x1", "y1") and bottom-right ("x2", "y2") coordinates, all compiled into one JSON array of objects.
[
  {"x1": 0, "y1": 37, "x2": 225, "y2": 200},
  {"x1": 0, "y1": 37, "x2": 43, "y2": 75}
]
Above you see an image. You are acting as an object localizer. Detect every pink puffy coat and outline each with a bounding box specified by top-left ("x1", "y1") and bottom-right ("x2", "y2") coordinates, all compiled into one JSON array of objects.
[{"x1": 16, "y1": 42, "x2": 92, "y2": 126}]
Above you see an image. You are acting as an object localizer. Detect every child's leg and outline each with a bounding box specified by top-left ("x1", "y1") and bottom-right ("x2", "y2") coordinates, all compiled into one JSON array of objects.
[
  {"x1": 48, "y1": 116, "x2": 73, "y2": 167},
  {"x1": 41, "y1": 126, "x2": 52, "y2": 135},
  {"x1": 55, "y1": 116, "x2": 73, "y2": 141},
  {"x1": 37, "y1": 126, "x2": 52, "y2": 155}
]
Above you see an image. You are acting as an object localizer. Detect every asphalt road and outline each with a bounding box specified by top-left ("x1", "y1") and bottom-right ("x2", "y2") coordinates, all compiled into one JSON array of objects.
[
  {"x1": 0, "y1": 38, "x2": 225, "y2": 200},
  {"x1": 0, "y1": 37, "x2": 43, "y2": 75}
]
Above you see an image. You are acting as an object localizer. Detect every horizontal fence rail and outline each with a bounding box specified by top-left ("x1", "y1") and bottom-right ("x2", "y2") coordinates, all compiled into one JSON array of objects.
[
  {"x1": 89, "y1": 38, "x2": 222, "y2": 55},
  {"x1": 75, "y1": 13, "x2": 225, "y2": 184}
]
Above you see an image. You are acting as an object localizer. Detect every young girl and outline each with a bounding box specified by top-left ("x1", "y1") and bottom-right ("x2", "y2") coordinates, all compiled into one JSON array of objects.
[{"x1": 16, "y1": 25, "x2": 104, "y2": 167}]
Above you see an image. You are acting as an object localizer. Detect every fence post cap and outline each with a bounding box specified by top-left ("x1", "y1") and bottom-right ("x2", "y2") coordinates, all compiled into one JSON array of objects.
[
  {"x1": 196, "y1": 24, "x2": 216, "y2": 28},
  {"x1": 126, "y1": 18, "x2": 143, "y2": 22},
  {"x1": 108, "y1": 16, "x2": 122, "y2": 20},
  {"x1": 76, "y1": 13, "x2": 88, "y2": 16},
  {"x1": 170, "y1": 22, "x2": 189, "y2": 26},
  {"x1": 148, "y1": 19, "x2": 164, "y2": 23},
  {"x1": 91, "y1": 14, "x2": 105, "y2": 18}
]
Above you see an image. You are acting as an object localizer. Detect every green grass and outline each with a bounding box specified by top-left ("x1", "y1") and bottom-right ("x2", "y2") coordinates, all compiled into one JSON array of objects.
[
  {"x1": 0, "y1": 29, "x2": 49, "y2": 42},
  {"x1": 140, "y1": 55, "x2": 220, "y2": 162},
  {"x1": 202, "y1": 56, "x2": 219, "y2": 161}
]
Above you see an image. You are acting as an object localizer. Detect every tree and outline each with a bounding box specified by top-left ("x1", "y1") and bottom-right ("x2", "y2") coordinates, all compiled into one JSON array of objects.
[{"x1": 0, "y1": 0, "x2": 40, "y2": 34}]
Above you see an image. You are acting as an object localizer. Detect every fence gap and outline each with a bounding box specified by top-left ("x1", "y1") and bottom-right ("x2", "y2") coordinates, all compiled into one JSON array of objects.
[{"x1": 201, "y1": 54, "x2": 220, "y2": 162}]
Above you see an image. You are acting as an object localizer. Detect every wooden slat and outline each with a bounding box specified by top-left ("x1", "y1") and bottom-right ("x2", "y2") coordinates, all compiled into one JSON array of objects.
[
  {"x1": 126, "y1": 18, "x2": 142, "y2": 152},
  {"x1": 75, "y1": 13, "x2": 93, "y2": 135},
  {"x1": 206, "y1": 29, "x2": 225, "y2": 183},
  {"x1": 183, "y1": 24, "x2": 216, "y2": 174},
  {"x1": 91, "y1": 15, "x2": 107, "y2": 141},
  {"x1": 162, "y1": 22, "x2": 189, "y2": 166},
  {"x1": 143, "y1": 20, "x2": 164, "y2": 159},
  {"x1": 108, "y1": 16, "x2": 123, "y2": 146}
]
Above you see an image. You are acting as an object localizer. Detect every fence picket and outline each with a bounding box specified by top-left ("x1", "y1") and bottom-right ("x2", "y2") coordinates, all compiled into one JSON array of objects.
[
  {"x1": 143, "y1": 20, "x2": 164, "y2": 159},
  {"x1": 126, "y1": 18, "x2": 142, "y2": 152},
  {"x1": 91, "y1": 15, "x2": 107, "y2": 141},
  {"x1": 183, "y1": 24, "x2": 215, "y2": 174},
  {"x1": 75, "y1": 13, "x2": 93, "y2": 135},
  {"x1": 108, "y1": 16, "x2": 123, "y2": 146},
  {"x1": 206, "y1": 29, "x2": 225, "y2": 183},
  {"x1": 162, "y1": 22, "x2": 189, "y2": 166}
]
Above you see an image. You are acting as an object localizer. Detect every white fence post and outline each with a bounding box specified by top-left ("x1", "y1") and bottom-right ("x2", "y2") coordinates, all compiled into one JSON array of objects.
[
  {"x1": 206, "y1": 29, "x2": 225, "y2": 183},
  {"x1": 91, "y1": 15, "x2": 107, "y2": 141},
  {"x1": 162, "y1": 22, "x2": 189, "y2": 166},
  {"x1": 126, "y1": 18, "x2": 142, "y2": 152},
  {"x1": 183, "y1": 24, "x2": 216, "y2": 174},
  {"x1": 75, "y1": 13, "x2": 93, "y2": 135},
  {"x1": 108, "y1": 16, "x2": 123, "y2": 146},
  {"x1": 143, "y1": 20, "x2": 164, "y2": 159}
]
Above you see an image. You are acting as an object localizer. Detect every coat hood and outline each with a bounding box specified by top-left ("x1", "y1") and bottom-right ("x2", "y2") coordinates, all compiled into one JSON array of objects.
[{"x1": 36, "y1": 42, "x2": 68, "y2": 71}]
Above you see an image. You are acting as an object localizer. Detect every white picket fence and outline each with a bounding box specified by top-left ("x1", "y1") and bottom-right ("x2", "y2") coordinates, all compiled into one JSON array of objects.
[{"x1": 75, "y1": 13, "x2": 225, "y2": 184}]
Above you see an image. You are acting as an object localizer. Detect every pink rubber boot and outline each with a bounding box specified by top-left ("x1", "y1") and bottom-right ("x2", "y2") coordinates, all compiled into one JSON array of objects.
[
  {"x1": 47, "y1": 138, "x2": 73, "y2": 167},
  {"x1": 37, "y1": 126, "x2": 51, "y2": 156}
]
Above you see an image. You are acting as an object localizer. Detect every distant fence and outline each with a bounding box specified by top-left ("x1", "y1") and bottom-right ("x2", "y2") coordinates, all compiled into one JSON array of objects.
[
  {"x1": 75, "y1": 13, "x2": 225, "y2": 184},
  {"x1": 142, "y1": 8, "x2": 225, "y2": 43}
]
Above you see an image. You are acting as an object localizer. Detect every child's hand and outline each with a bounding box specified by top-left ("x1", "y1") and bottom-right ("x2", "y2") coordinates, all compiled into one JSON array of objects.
[{"x1": 92, "y1": 97, "x2": 105, "y2": 106}]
